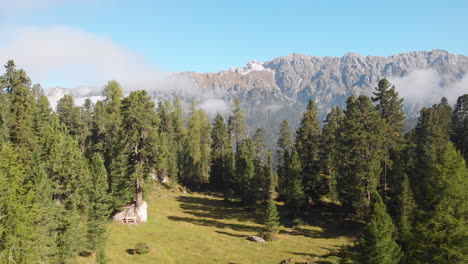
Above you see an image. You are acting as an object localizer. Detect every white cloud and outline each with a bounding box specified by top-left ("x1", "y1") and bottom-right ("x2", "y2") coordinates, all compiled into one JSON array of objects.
[
  {"x1": 389, "y1": 69, "x2": 468, "y2": 105},
  {"x1": 197, "y1": 99, "x2": 230, "y2": 116},
  {"x1": 0, "y1": 25, "x2": 196, "y2": 93}
]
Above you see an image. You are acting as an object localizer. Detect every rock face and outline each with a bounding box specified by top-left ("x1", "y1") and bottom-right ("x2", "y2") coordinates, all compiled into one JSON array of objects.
[
  {"x1": 46, "y1": 50, "x2": 468, "y2": 150},
  {"x1": 247, "y1": 235, "x2": 266, "y2": 243},
  {"x1": 113, "y1": 201, "x2": 148, "y2": 222}
]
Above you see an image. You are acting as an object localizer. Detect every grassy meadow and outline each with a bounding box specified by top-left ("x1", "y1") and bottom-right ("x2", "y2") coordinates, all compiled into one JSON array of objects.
[{"x1": 78, "y1": 186, "x2": 358, "y2": 264}]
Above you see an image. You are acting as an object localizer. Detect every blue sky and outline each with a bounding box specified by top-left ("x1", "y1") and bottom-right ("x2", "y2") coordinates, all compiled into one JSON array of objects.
[{"x1": 0, "y1": 0, "x2": 467, "y2": 87}]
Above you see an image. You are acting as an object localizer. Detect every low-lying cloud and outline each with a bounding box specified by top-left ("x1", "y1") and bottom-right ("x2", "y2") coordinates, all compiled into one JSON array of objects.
[{"x1": 389, "y1": 69, "x2": 468, "y2": 105}]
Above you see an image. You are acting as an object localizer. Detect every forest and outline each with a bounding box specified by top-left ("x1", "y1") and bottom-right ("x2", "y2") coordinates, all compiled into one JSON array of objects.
[{"x1": 0, "y1": 60, "x2": 467, "y2": 264}]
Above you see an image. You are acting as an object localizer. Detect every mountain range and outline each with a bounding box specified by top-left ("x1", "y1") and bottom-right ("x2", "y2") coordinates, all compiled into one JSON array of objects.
[{"x1": 46, "y1": 49, "x2": 468, "y2": 146}]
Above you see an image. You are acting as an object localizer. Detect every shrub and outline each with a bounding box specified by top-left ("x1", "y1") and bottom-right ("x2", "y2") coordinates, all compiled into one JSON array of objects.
[{"x1": 135, "y1": 242, "x2": 150, "y2": 254}]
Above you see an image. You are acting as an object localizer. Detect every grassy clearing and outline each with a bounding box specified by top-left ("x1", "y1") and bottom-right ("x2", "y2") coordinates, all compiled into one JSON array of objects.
[{"x1": 78, "y1": 187, "x2": 358, "y2": 264}]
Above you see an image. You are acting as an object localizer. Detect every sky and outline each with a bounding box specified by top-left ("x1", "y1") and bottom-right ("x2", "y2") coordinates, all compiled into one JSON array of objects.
[{"x1": 0, "y1": 0, "x2": 467, "y2": 88}]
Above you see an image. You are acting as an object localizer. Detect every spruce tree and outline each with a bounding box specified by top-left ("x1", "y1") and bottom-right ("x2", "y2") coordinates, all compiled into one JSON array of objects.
[
  {"x1": 260, "y1": 199, "x2": 280, "y2": 241},
  {"x1": 210, "y1": 114, "x2": 232, "y2": 189},
  {"x1": 320, "y1": 106, "x2": 344, "y2": 202},
  {"x1": 451, "y1": 94, "x2": 468, "y2": 163},
  {"x1": 276, "y1": 119, "x2": 293, "y2": 198},
  {"x1": 357, "y1": 194, "x2": 402, "y2": 264},
  {"x1": 410, "y1": 143, "x2": 467, "y2": 264},
  {"x1": 228, "y1": 98, "x2": 247, "y2": 151},
  {"x1": 234, "y1": 138, "x2": 256, "y2": 204},
  {"x1": 295, "y1": 100, "x2": 323, "y2": 205},
  {"x1": 372, "y1": 79, "x2": 405, "y2": 201},
  {"x1": 121, "y1": 90, "x2": 160, "y2": 209},
  {"x1": 337, "y1": 95, "x2": 385, "y2": 217},
  {"x1": 285, "y1": 150, "x2": 306, "y2": 220},
  {"x1": 87, "y1": 154, "x2": 111, "y2": 255}
]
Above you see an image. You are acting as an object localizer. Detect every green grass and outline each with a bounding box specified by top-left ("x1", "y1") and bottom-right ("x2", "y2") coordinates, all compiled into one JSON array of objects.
[{"x1": 78, "y1": 189, "x2": 357, "y2": 264}]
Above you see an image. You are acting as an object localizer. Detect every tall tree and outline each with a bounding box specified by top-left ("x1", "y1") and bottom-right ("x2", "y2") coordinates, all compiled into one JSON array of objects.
[
  {"x1": 234, "y1": 138, "x2": 256, "y2": 204},
  {"x1": 337, "y1": 95, "x2": 385, "y2": 217},
  {"x1": 210, "y1": 114, "x2": 233, "y2": 190},
  {"x1": 372, "y1": 79, "x2": 405, "y2": 201},
  {"x1": 357, "y1": 194, "x2": 402, "y2": 264},
  {"x1": 410, "y1": 143, "x2": 467, "y2": 264},
  {"x1": 228, "y1": 98, "x2": 247, "y2": 151},
  {"x1": 0, "y1": 144, "x2": 42, "y2": 263},
  {"x1": 295, "y1": 100, "x2": 323, "y2": 205},
  {"x1": 451, "y1": 94, "x2": 468, "y2": 163},
  {"x1": 121, "y1": 90, "x2": 160, "y2": 208},
  {"x1": 408, "y1": 98, "x2": 453, "y2": 210},
  {"x1": 320, "y1": 106, "x2": 344, "y2": 202},
  {"x1": 276, "y1": 119, "x2": 293, "y2": 198},
  {"x1": 285, "y1": 150, "x2": 306, "y2": 220}
]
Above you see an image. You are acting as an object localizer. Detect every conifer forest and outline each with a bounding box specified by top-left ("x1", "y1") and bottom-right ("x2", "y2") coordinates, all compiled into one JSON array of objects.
[{"x1": 0, "y1": 60, "x2": 467, "y2": 264}]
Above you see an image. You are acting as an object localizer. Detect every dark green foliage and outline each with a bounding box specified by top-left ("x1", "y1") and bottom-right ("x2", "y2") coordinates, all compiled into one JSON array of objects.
[
  {"x1": 260, "y1": 199, "x2": 280, "y2": 241},
  {"x1": 320, "y1": 106, "x2": 344, "y2": 202},
  {"x1": 234, "y1": 138, "x2": 256, "y2": 204},
  {"x1": 357, "y1": 194, "x2": 402, "y2": 264},
  {"x1": 295, "y1": 100, "x2": 324, "y2": 204},
  {"x1": 285, "y1": 151, "x2": 306, "y2": 219},
  {"x1": 276, "y1": 119, "x2": 293, "y2": 198},
  {"x1": 451, "y1": 94, "x2": 468, "y2": 163},
  {"x1": 408, "y1": 98, "x2": 453, "y2": 210},
  {"x1": 121, "y1": 90, "x2": 160, "y2": 207},
  {"x1": 337, "y1": 96, "x2": 385, "y2": 218},
  {"x1": 372, "y1": 79, "x2": 405, "y2": 201},
  {"x1": 409, "y1": 143, "x2": 468, "y2": 264},
  {"x1": 210, "y1": 114, "x2": 234, "y2": 196},
  {"x1": 228, "y1": 98, "x2": 247, "y2": 151},
  {"x1": 135, "y1": 242, "x2": 150, "y2": 254}
]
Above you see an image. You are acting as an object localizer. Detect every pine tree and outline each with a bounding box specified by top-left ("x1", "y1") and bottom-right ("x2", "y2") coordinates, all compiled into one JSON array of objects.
[
  {"x1": 285, "y1": 150, "x2": 306, "y2": 220},
  {"x1": 121, "y1": 90, "x2": 160, "y2": 209},
  {"x1": 295, "y1": 100, "x2": 323, "y2": 204},
  {"x1": 408, "y1": 98, "x2": 453, "y2": 210},
  {"x1": 337, "y1": 95, "x2": 385, "y2": 217},
  {"x1": 276, "y1": 119, "x2": 293, "y2": 198},
  {"x1": 320, "y1": 106, "x2": 344, "y2": 202},
  {"x1": 357, "y1": 194, "x2": 402, "y2": 264},
  {"x1": 372, "y1": 79, "x2": 405, "y2": 201},
  {"x1": 228, "y1": 98, "x2": 247, "y2": 151},
  {"x1": 210, "y1": 114, "x2": 233, "y2": 190},
  {"x1": 260, "y1": 199, "x2": 280, "y2": 241},
  {"x1": 234, "y1": 138, "x2": 256, "y2": 204},
  {"x1": 410, "y1": 143, "x2": 467, "y2": 264},
  {"x1": 451, "y1": 94, "x2": 468, "y2": 163},
  {"x1": 87, "y1": 154, "x2": 111, "y2": 255},
  {"x1": 0, "y1": 144, "x2": 43, "y2": 263}
]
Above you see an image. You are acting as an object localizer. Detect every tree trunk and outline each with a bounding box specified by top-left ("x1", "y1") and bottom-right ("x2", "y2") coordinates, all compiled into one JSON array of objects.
[{"x1": 136, "y1": 179, "x2": 143, "y2": 208}]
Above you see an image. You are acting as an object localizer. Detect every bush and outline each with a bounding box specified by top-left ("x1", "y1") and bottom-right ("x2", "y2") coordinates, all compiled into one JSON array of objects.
[{"x1": 135, "y1": 242, "x2": 150, "y2": 254}]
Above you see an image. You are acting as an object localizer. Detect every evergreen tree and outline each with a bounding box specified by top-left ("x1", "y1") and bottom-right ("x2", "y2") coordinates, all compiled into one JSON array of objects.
[
  {"x1": 210, "y1": 114, "x2": 233, "y2": 190},
  {"x1": 451, "y1": 94, "x2": 468, "y2": 163},
  {"x1": 276, "y1": 119, "x2": 293, "y2": 198},
  {"x1": 87, "y1": 154, "x2": 111, "y2": 256},
  {"x1": 372, "y1": 79, "x2": 405, "y2": 201},
  {"x1": 285, "y1": 150, "x2": 306, "y2": 220},
  {"x1": 260, "y1": 199, "x2": 280, "y2": 241},
  {"x1": 337, "y1": 95, "x2": 385, "y2": 217},
  {"x1": 234, "y1": 138, "x2": 256, "y2": 204},
  {"x1": 320, "y1": 106, "x2": 344, "y2": 202},
  {"x1": 410, "y1": 143, "x2": 467, "y2": 264},
  {"x1": 408, "y1": 98, "x2": 453, "y2": 210},
  {"x1": 295, "y1": 100, "x2": 323, "y2": 204},
  {"x1": 228, "y1": 98, "x2": 247, "y2": 151},
  {"x1": 185, "y1": 104, "x2": 212, "y2": 187},
  {"x1": 357, "y1": 194, "x2": 402, "y2": 264},
  {"x1": 121, "y1": 90, "x2": 160, "y2": 208},
  {"x1": 0, "y1": 144, "x2": 42, "y2": 263}
]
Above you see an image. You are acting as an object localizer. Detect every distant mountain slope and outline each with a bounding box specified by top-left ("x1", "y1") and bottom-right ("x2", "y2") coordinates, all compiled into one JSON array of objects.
[{"x1": 47, "y1": 50, "x2": 468, "y2": 148}]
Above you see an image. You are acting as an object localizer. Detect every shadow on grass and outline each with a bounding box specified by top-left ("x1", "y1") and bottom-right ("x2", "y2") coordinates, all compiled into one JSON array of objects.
[
  {"x1": 126, "y1": 249, "x2": 135, "y2": 255},
  {"x1": 167, "y1": 216, "x2": 259, "y2": 233},
  {"x1": 215, "y1": 230, "x2": 247, "y2": 238},
  {"x1": 284, "y1": 251, "x2": 319, "y2": 257},
  {"x1": 176, "y1": 195, "x2": 262, "y2": 225}
]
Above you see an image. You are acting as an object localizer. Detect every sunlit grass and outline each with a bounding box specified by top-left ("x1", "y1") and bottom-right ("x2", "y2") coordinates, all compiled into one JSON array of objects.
[{"x1": 78, "y1": 187, "x2": 355, "y2": 264}]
